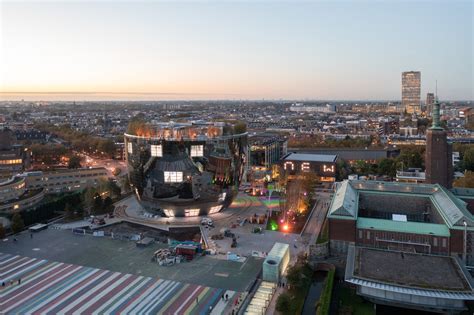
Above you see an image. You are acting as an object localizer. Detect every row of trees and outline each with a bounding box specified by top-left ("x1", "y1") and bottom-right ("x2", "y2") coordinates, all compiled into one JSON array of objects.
[
  {"x1": 7, "y1": 179, "x2": 122, "y2": 235},
  {"x1": 288, "y1": 135, "x2": 373, "y2": 149},
  {"x1": 30, "y1": 143, "x2": 68, "y2": 165},
  {"x1": 335, "y1": 146, "x2": 425, "y2": 180},
  {"x1": 454, "y1": 171, "x2": 474, "y2": 188},
  {"x1": 34, "y1": 123, "x2": 117, "y2": 158},
  {"x1": 453, "y1": 144, "x2": 474, "y2": 172}
]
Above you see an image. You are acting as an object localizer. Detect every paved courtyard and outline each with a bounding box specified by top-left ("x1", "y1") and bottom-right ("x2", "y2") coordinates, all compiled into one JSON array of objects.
[{"x1": 0, "y1": 229, "x2": 262, "y2": 292}]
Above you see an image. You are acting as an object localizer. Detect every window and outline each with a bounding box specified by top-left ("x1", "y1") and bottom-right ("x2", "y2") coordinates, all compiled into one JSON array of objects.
[
  {"x1": 442, "y1": 238, "x2": 447, "y2": 248},
  {"x1": 127, "y1": 142, "x2": 133, "y2": 154},
  {"x1": 184, "y1": 209, "x2": 200, "y2": 216},
  {"x1": 358, "y1": 230, "x2": 363, "y2": 239},
  {"x1": 209, "y1": 205, "x2": 222, "y2": 214},
  {"x1": 164, "y1": 171, "x2": 183, "y2": 183},
  {"x1": 366, "y1": 231, "x2": 370, "y2": 240},
  {"x1": 433, "y1": 237, "x2": 438, "y2": 247},
  {"x1": 163, "y1": 209, "x2": 175, "y2": 217},
  {"x1": 0, "y1": 159, "x2": 22, "y2": 165},
  {"x1": 151, "y1": 144, "x2": 162, "y2": 157},
  {"x1": 190, "y1": 145, "x2": 204, "y2": 157}
]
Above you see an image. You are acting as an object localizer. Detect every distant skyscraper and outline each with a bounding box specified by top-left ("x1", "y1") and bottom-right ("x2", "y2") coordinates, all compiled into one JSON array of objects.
[
  {"x1": 402, "y1": 71, "x2": 421, "y2": 114},
  {"x1": 426, "y1": 93, "x2": 435, "y2": 116},
  {"x1": 425, "y1": 98, "x2": 452, "y2": 188}
]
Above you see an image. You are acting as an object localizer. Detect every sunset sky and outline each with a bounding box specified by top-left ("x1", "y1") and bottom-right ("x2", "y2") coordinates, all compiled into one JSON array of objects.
[{"x1": 0, "y1": 1, "x2": 472, "y2": 101}]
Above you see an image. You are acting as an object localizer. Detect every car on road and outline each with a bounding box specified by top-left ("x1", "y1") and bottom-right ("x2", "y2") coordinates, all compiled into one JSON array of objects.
[{"x1": 201, "y1": 218, "x2": 214, "y2": 227}]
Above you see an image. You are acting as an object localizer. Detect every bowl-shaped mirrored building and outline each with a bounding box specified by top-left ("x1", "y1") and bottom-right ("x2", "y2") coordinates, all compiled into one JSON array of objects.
[{"x1": 125, "y1": 121, "x2": 247, "y2": 217}]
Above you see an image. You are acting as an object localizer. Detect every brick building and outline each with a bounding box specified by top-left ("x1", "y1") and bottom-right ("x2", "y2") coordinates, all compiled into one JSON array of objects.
[
  {"x1": 328, "y1": 180, "x2": 474, "y2": 312},
  {"x1": 328, "y1": 180, "x2": 474, "y2": 260}
]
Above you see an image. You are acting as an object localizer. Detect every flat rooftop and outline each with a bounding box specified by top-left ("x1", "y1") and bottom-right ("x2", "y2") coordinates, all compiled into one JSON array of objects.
[
  {"x1": 355, "y1": 247, "x2": 471, "y2": 291},
  {"x1": 283, "y1": 152, "x2": 337, "y2": 163}
]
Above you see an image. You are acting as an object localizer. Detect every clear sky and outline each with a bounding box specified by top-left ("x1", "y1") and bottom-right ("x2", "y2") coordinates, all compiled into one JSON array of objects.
[{"x1": 0, "y1": 0, "x2": 472, "y2": 101}]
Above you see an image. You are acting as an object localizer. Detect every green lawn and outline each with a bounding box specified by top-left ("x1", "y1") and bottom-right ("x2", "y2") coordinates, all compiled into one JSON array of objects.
[{"x1": 337, "y1": 286, "x2": 375, "y2": 315}]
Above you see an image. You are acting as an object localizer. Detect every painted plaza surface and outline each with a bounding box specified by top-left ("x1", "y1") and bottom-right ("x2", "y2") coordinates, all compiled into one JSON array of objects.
[{"x1": 0, "y1": 253, "x2": 235, "y2": 314}]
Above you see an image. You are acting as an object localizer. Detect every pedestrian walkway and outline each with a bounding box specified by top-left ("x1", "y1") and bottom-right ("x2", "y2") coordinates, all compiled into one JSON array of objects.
[
  {"x1": 210, "y1": 290, "x2": 237, "y2": 315},
  {"x1": 242, "y1": 281, "x2": 277, "y2": 314}
]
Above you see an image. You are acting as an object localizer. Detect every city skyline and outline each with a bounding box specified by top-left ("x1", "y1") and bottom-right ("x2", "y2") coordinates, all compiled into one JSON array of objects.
[{"x1": 1, "y1": 1, "x2": 473, "y2": 101}]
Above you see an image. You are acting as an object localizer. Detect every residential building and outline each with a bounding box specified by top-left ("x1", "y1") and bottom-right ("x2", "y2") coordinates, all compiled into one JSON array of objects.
[
  {"x1": 19, "y1": 167, "x2": 108, "y2": 194},
  {"x1": 402, "y1": 71, "x2": 421, "y2": 114},
  {"x1": 0, "y1": 176, "x2": 44, "y2": 216},
  {"x1": 426, "y1": 92, "x2": 435, "y2": 116}
]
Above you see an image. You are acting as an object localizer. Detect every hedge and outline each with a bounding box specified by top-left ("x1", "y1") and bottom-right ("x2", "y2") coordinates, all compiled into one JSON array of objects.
[
  {"x1": 316, "y1": 269, "x2": 335, "y2": 315},
  {"x1": 18, "y1": 192, "x2": 82, "y2": 226}
]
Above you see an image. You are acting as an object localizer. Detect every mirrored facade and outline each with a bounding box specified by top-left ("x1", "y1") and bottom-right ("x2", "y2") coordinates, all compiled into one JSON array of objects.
[{"x1": 125, "y1": 121, "x2": 247, "y2": 217}]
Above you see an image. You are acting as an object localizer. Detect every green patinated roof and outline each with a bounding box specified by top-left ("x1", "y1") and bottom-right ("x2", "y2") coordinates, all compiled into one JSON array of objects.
[
  {"x1": 327, "y1": 180, "x2": 358, "y2": 219},
  {"x1": 451, "y1": 187, "x2": 474, "y2": 199},
  {"x1": 327, "y1": 180, "x2": 474, "y2": 229},
  {"x1": 357, "y1": 217, "x2": 451, "y2": 237}
]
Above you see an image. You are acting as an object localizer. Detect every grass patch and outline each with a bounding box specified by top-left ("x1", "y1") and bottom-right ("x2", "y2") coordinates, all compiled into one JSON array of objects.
[{"x1": 338, "y1": 286, "x2": 375, "y2": 315}]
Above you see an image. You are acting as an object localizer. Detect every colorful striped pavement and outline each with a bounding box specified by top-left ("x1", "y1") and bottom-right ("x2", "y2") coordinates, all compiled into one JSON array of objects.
[{"x1": 0, "y1": 253, "x2": 231, "y2": 314}]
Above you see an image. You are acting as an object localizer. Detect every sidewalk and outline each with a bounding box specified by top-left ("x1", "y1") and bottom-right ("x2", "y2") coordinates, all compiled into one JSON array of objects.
[{"x1": 210, "y1": 290, "x2": 241, "y2": 315}]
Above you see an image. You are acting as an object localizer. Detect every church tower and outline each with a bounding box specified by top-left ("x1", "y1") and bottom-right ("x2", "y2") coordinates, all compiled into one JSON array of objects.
[{"x1": 425, "y1": 98, "x2": 452, "y2": 188}]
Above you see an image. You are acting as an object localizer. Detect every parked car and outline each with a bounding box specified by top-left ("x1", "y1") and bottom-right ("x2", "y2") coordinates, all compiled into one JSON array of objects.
[{"x1": 201, "y1": 218, "x2": 214, "y2": 227}]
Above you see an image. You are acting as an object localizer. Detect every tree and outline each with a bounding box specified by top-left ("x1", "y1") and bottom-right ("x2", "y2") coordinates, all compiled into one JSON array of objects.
[
  {"x1": 11, "y1": 213, "x2": 25, "y2": 234},
  {"x1": 97, "y1": 139, "x2": 116, "y2": 158},
  {"x1": 463, "y1": 148, "x2": 474, "y2": 172},
  {"x1": 336, "y1": 159, "x2": 351, "y2": 181},
  {"x1": 378, "y1": 158, "x2": 397, "y2": 178},
  {"x1": 92, "y1": 193, "x2": 103, "y2": 214},
  {"x1": 454, "y1": 171, "x2": 474, "y2": 188},
  {"x1": 286, "y1": 262, "x2": 312, "y2": 291},
  {"x1": 275, "y1": 292, "x2": 291, "y2": 313},
  {"x1": 65, "y1": 203, "x2": 75, "y2": 219},
  {"x1": 397, "y1": 146, "x2": 424, "y2": 169},
  {"x1": 352, "y1": 160, "x2": 371, "y2": 175},
  {"x1": 68, "y1": 155, "x2": 82, "y2": 169},
  {"x1": 103, "y1": 196, "x2": 114, "y2": 213},
  {"x1": 108, "y1": 181, "x2": 122, "y2": 199}
]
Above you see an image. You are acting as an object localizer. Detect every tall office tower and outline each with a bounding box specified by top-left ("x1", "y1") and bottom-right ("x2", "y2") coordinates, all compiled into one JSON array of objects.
[
  {"x1": 402, "y1": 71, "x2": 421, "y2": 114},
  {"x1": 426, "y1": 93, "x2": 435, "y2": 116},
  {"x1": 425, "y1": 98, "x2": 452, "y2": 188}
]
